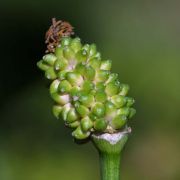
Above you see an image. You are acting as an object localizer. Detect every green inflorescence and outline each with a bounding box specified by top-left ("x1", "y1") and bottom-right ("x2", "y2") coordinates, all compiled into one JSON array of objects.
[{"x1": 37, "y1": 37, "x2": 136, "y2": 140}]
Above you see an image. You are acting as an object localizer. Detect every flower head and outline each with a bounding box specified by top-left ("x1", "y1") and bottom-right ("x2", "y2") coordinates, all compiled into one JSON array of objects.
[{"x1": 37, "y1": 20, "x2": 136, "y2": 140}]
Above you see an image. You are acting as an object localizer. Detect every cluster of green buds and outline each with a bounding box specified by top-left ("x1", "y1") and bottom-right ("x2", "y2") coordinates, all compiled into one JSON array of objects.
[{"x1": 37, "y1": 37, "x2": 136, "y2": 140}]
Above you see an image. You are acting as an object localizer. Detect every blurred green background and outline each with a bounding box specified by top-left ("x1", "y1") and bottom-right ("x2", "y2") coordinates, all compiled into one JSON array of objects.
[{"x1": 0, "y1": 0, "x2": 180, "y2": 179}]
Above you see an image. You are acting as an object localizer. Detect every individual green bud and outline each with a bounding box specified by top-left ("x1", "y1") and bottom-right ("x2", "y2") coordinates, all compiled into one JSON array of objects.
[
  {"x1": 76, "y1": 90, "x2": 87, "y2": 99},
  {"x1": 100, "y1": 60, "x2": 112, "y2": 70},
  {"x1": 89, "y1": 113, "x2": 98, "y2": 122},
  {"x1": 75, "y1": 49, "x2": 88, "y2": 62},
  {"x1": 50, "y1": 79, "x2": 60, "y2": 94},
  {"x1": 79, "y1": 94, "x2": 94, "y2": 107},
  {"x1": 75, "y1": 63, "x2": 86, "y2": 74},
  {"x1": 43, "y1": 54, "x2": 57, "y2": 66},
  {"x1": 126, "y1": 97, "x2": 135, "y2": 107},
  {"x1": 84, "y1": 66, "x2": 95, "y2": 80},
  {"x1": 94, "y1": 118, "x2": 107, "y2": 131},
  {"x1": 82, "y1": 44, "x2": 90, "y2": 53},
  {"x1": 82, "y1": 80, "x2": 94, "y2": 93},
  {"x1": 75, "y1": 103, "x2": 89, "y2": 117},
  {"x1": 45, "y1": 67, "x2": 57, "y2": 79},
  {"x1": 54, "y1": 58, "x2": 68, "y2": 70},
  {"x1": 66, "y1": 72, "x2": 83, "y2": 86},
  {"x1": 128, "y1": 108, "x2": 136, "y2": 118},
  {"x1": 105, "y1": 101, "x2": 117, "y2": 115},
  {"x1": 111, "y1": 95, "x2": 127, "y2": 108},
  {"x1": 105, "y1": 80, "x2": 120, "y2": 96},
  {"x1": 96, "y1": 82, "x2": 105, "y2": 91},
  {"x1": 106, "y1": 73, "x2": 118, "y2": 84},
  {"x1": 81, "y1": 116, "x2": 93, "y2": 132},
  {"x1": 72, "y1": 126, "x2": 90, "y2": 140},
  {"x1": 69, "y1": 86, "x2": 81, "y2": 97},
  {"x1": 111, "y1": 114, "x2": 127, "y2": 129},
  {"x1": 119, "y1": 84, "x2": 130, "y2": 96},
  {"x1": 70, "y1": 37, "x2": 82, "y2": 52},
  {"x1": 52, "y1": 105, "x2": 62, "y2": 119},
  {"x1": 89, "y1": 58, "x2": 101, "y2": 69},
  {"x1": 94, "y1": 52, "x2": 101, "y2": 59},
  {"x1": 66, "y1": 108, "x2": 79, "y2": 123},
  {"x1": 61, "y1": 37, "x2": 71, "y2": 46},
  {"x1": 51, "y1": 93, "x2": 70, "y2": 105},
  {"x1": 58, "y1": 80, "x2": 72, "y2": 93},
  {"x1": 95, "y1": 91, "x2": 107, "y2": 102},
  {"x1": 37, "y1": 60, "x2": 49, "y2": 71},
  {"x1": 89, "y1": 44, "x2": 97, "y2": 56},
  {"x1": 117, "y1": 107, "x2": 130, "y2": 116},
  {"x1": 76, "y1": 90, "x2": 84, "y2": 99},
  {"x1": 96, "y1": 70, "x2": 109, "y2": 82},
  {"x1": 92, "y1": 103, "x2": 105, "y2": 118},
  {"x1": 63, "y1": 47, "x2": 75, "y2": 60},
  {"x1": 57, "y1": 70, "x2": 67, "y2": 80},
  {"x1": 55, "y1": 47, "x2": 63, "y2": 58},
  {"x1": 61, "y1": 103, "x2": 71, "y2": 121},
  {"x1": 68, "y1": 121, "x2": 80, "y2": 128}
]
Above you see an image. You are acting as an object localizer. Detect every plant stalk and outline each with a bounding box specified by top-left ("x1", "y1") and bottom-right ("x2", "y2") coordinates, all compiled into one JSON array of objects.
[
  {"x1": 92, "y1": 129, "x2": 130, "y2": 180},
  {"x1": 99, "y1": 152, "x2": 120, "y2": 180}
]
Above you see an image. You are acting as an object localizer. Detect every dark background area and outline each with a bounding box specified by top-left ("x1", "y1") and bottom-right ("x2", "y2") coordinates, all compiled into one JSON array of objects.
[{"x1": 0, "y1": 0, "x2": 180, "y2": 179}]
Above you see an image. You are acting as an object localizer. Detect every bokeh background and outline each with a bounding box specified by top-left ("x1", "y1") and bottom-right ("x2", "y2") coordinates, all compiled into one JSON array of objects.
[{"x1": 0, "y1": 0, "x2": 180, "y2": 179}]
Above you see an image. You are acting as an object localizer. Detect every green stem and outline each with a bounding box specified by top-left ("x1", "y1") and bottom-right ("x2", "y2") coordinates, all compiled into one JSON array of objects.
[
  {"x1": 92, "y1": 129, "x2": 130, "y2": 180},
  {"x1": 99, "y1": 152, "x2": 120, "y2": 180}
]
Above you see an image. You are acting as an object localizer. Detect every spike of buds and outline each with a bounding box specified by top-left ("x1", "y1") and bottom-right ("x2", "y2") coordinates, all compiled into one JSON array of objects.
[{"x1": 37, "y1": 35, "x2": 136, "y2": 140}]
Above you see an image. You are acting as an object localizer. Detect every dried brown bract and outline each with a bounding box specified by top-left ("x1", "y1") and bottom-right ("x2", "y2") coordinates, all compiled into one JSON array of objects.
[{"x1": 45, "y1": 18, "x2": 74, "y2": 53}]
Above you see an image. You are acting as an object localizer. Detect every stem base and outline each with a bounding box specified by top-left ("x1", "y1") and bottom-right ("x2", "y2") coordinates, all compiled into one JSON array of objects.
[{"x1": 92, "y1": 130, "x2": 130, "y2": 180}]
